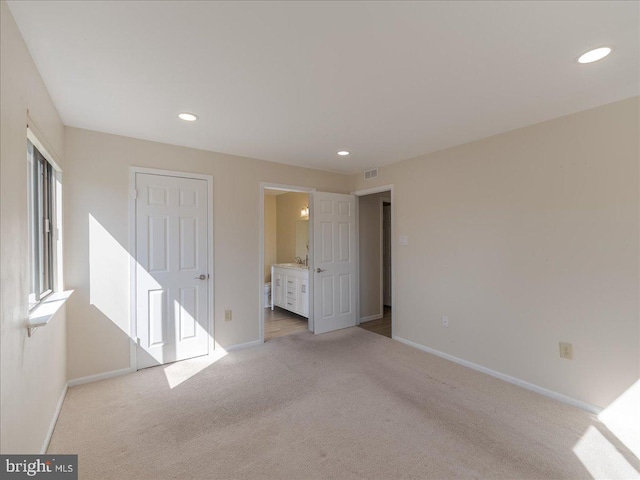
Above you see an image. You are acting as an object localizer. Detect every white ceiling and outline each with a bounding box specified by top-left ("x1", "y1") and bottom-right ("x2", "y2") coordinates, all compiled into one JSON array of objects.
[{"x1": 8, "y1": 1, "x2": 639, "y2": 174}]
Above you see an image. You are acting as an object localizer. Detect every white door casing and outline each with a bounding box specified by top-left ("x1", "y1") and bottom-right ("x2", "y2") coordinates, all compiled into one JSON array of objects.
[
  {"x1": 383, "y1": 201, "x2": 392, "y2": 306},
  {"x1": 135, "y1": 173, "x2": 209, "y2": 369},
  {"x1": 312, "y1": 192, "x2": 357, "y2": 334}
]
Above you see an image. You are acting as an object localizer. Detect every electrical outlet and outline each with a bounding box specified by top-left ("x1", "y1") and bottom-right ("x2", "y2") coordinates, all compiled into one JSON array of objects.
[
  {"x1": 441, "y1": 316, "x2": 449, "y2": 327},
  {"x1": 225, "y1": 309, "x2": 232, "y2": 321},
  {"x1": 559, "y1": 342, "x2": 573, "y2": 360}
]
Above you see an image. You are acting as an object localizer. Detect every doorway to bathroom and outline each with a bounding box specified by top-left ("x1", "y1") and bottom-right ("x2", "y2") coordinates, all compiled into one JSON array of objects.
[
  {"x1": 260, "y1": 184, "x2": 314, "y2": 342},
  {"x1": 259, "y1": 183, "x2": 359, "y2": 343}
]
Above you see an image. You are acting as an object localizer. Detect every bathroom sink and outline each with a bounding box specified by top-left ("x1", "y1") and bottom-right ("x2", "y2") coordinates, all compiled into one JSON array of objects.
[{"x1": 275, "y1": 263, "x2": 308, "y2": 269}]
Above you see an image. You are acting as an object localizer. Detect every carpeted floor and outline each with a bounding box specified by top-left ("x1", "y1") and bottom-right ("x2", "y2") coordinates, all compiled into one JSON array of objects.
[{"x1": 49, "y1": 328, "x2": 639, "y2": 479}]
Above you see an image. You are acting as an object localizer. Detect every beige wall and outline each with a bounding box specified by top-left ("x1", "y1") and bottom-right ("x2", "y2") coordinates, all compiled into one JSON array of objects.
[
  {"x1": 0, "y1": 1, "x2": 67, "y2": 453},
  {"x1": 64, "y1": 127, "x2": 349, "y2": 380},
  {"x1": 358, "y1": 191, "x2": 390, "y2": 320},
  {"x1": 351, "y1": 97, "x2": 639, "y2": 409},
  {"x1": 275, "y1": 192, "x2": 309, "y2": 264},
  {"x1": 264, "y1": 195, "x2": 277, "y2": 283}
]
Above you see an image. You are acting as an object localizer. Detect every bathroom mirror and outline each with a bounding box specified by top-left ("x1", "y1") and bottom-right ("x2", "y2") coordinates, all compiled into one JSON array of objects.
[{"x1": 295, "y1": 220, "x2": 309, "y2": 261}]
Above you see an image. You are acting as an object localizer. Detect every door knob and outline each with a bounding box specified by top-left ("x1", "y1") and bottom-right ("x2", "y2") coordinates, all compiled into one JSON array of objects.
[
  {"x1": 316, "y1": 268, "x2": 326, "y2": 273},
  {"x1": 195, "y1": 274, "x2": 208, "y2": 280}
]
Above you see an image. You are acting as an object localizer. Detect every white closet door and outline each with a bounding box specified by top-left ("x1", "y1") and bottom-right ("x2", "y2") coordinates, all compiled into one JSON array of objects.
[{"x1": 135, "y1": 173, "x2": 209, "y2": 369}]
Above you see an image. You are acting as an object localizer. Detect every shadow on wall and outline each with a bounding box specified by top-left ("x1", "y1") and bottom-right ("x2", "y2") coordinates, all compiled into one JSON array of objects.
[{"x1": 85, "y1": 214, "x2": 224, "y2": 388}]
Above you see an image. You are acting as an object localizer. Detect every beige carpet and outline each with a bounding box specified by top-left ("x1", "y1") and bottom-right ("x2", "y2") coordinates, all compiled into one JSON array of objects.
[{"x1": 49, "y1": 328, "x2": 639, "y2": 479}]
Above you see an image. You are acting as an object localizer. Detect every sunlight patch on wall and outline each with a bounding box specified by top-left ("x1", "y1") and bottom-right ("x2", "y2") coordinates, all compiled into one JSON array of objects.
[
  {"x1": 89, "y1": 214, "x2": 131, "y2": 335},
  {"x1": 573, "y1": 425, "x2": 639, "y2": 479}
]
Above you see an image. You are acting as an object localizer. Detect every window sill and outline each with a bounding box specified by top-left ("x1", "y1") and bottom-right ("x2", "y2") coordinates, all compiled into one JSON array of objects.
[{"x1": 27, "y1": 290, "x2": 74, "y2": 337}]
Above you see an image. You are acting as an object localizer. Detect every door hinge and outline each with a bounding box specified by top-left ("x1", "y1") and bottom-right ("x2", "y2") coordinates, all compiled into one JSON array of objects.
[
  {"x1": 132, "y1": 189, "x2": 138, "y2": 200},
  {"x1": 44, "y1": 218, "x2": 51, "y2": 233}
]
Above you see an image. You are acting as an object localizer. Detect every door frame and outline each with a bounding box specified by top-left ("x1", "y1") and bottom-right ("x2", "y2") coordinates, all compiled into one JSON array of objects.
[
  {"x1": 380, "y1": 195, "x2": 391, "y2": 312},
  {"x1": 353, "y1": 184, "x2": 395, "y2": 339},
  {"x1": 259, "y1": 183, "x2": 316, "y2": 343},
  {"x1": 129, "y1": 167, "x2": 215, "y2": 370}
]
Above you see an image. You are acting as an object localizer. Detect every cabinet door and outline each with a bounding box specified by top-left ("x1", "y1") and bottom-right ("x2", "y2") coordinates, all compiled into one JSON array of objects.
[
  {"x1": 297, "y1": 277, "x2": 309, "y2": 317},
  {"x1": 274, "y1": 272, "x2": 285, "y2": 307}
]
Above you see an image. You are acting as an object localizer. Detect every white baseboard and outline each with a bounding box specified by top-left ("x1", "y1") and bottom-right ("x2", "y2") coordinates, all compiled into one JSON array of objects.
[
  {"x1": 393, "y1": 336, "x2": 602, "y2": 415},
  {"x1": 41, "y1": 382, "x2": 68, "y2": 454},
  {"x1": 225, "y1": 339, "x2": 263, "y2": 352},
  {"x1": 67, "y1": 367, "x2": 134, "y2": 387},
  {"x1": 359, "y1": 313, "x2": 383, "y2": 323}
]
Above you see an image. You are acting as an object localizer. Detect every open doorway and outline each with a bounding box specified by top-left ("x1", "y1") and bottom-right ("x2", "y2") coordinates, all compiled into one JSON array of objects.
[
  {"x1": 259, "y1": 184, "x2": 361, "y2": 342},
  {"x1": 260, "y1": 184, "x2": 313, "y2": 342},
  {"x1": 356, "y1": 187, "x2": 393, "y2": 338}
]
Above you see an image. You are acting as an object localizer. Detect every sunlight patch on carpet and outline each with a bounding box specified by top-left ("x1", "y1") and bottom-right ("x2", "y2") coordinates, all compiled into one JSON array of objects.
[
  {"x1": 598, "y1": 379, "x2": 640, "y2": 459},
  {"x1": 163, "y1": 346, "x2": 228, "y2": 389},
  {"x1": 573, "y1": 425, "x2": 639, "y2": 479}
]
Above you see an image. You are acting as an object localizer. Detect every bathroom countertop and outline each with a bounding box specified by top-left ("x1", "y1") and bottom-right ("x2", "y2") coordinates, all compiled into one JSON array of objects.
[{"x1": 272, "y1": 263, "x2": 309, "y2": 270}]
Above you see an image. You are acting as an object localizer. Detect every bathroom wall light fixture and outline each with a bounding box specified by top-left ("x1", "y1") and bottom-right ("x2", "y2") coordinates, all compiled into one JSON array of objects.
[{"x1": 301, "y1": 206, "x2": 309, "y2": 219}]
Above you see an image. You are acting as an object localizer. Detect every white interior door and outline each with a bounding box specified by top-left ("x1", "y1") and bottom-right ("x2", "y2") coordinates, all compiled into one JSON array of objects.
[
  {"x1": 135, "y1": 173, "x2": 209, "y2": 369},
  {"x1": 312, "y1": 192, "x2": 357, "y2": 334}
]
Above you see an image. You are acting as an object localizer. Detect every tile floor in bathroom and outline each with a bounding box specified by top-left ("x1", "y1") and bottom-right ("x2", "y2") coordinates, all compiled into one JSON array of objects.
[{"x1": 264, "y1": 306, "x2": 309, "y2": 341}]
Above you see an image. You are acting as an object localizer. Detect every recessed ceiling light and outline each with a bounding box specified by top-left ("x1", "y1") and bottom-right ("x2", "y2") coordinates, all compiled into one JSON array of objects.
[
  {"x1": 178, "y1": 112, "x2": 199, "y2": 122},
  {"x1": 337, "y1": 151, "x2": 350, "y2": 156},
  {"x1": 578, "y1": 47, "x2": 612, "y2": 64}
]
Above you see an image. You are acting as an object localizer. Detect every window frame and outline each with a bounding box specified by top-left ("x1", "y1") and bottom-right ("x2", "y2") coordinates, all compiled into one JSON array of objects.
[{"x1": 27, "y1": 135, "x2": 59, "y2": 310}]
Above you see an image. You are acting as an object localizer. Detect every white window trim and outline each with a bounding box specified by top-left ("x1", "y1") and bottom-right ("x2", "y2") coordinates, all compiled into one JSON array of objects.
[
  {"x1": 26, "y1": 123, "x2": 69, "y2": 336},
  {"x1": 27, "y1": 290, "x2": 74, "y2": 337}
]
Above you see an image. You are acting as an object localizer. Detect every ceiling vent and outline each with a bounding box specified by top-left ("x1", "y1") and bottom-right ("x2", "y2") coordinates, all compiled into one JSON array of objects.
[{"x1": 363, "y1": 168, "x2": 378, "y2": 180}]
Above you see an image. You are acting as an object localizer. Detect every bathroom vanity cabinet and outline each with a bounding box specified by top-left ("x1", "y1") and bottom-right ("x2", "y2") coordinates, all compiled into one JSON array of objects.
[{"x1": 271, "y1": 264, "x2": 309, "y2": 318}]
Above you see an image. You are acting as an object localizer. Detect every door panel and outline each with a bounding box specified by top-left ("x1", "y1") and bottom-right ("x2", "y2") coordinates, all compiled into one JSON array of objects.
[
  {"x1": 321, "y1": 222, "x2": 333, "y2": 262},
  {"x1": 136, "y1": 173, "x2": 209, "y2": 369},
  {"x1": 321, "y1": 276, "x2": 334, "y2": 317},
  {"x1": 339, "y1": 274, "x2": 351, "y2": 314},
  {"x1": 338, "y1": 222, "x2": 351, "y2": 261},
  {"x1": 178, "y1": 286, "x2": 198, "y2": 340},
  {"x1": 313, "y1": 192, "x2": 357, "y2": 334},
  {"x1": 148, "y1": 289, "x2": 167, "y2": 347},
  {"x1": 179, "y1": 217, "x2": 198, "y2": 270},
  {"x1": 148, "y1": 216, "x2": 168, "y2": 272}
]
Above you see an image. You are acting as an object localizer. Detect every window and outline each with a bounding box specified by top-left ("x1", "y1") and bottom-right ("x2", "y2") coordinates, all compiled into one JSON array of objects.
[{"x1": 27, "y1": 139, "x2": 55, "y2": 308}]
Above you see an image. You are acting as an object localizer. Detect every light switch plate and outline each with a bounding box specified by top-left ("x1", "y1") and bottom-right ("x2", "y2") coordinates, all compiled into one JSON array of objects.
[{"x1": 399, "y1": 235, "x2": 408, "y2": 246}]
